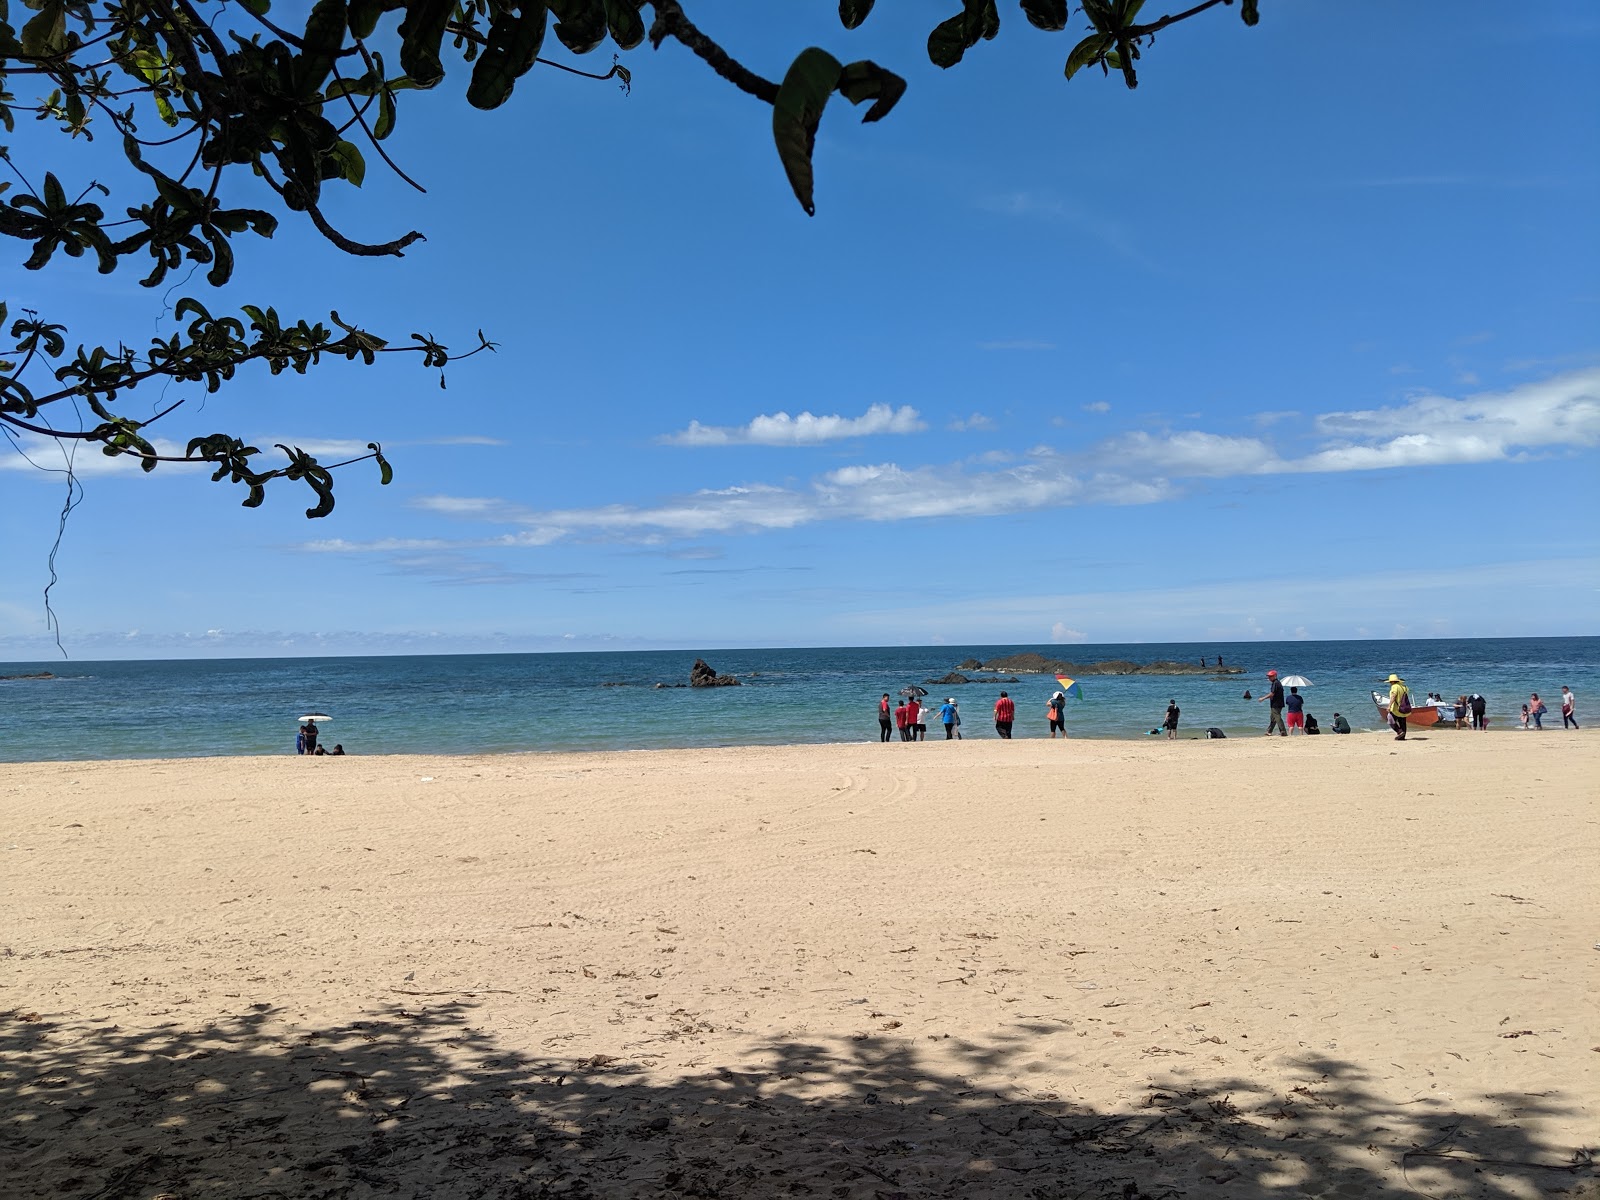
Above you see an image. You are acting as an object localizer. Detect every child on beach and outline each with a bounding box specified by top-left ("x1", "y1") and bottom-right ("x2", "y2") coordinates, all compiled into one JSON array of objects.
[{"x1": 1520, "y1": 704, "x2": 1530, "y2": 730}]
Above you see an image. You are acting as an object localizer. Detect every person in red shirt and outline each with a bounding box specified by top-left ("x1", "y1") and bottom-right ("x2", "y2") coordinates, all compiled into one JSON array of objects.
[
  {"x1": 894, "y1": 700, "x2": 910, "y2": 741},
  {"x1": 878, "y1": 694, "x2": 893, "y2": 742},
  {"x1": 906, "y1": 697, "x2": 922, "y2": 741},
  {"x1": 993, "y1": 691, "x2": 1015, "y2": 739}
]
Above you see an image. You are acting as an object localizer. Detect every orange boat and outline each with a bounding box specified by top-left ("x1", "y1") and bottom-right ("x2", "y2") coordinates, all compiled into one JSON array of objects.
[{"x1": 1372, "y1": 691, "x2": 1441, "y2": 727}]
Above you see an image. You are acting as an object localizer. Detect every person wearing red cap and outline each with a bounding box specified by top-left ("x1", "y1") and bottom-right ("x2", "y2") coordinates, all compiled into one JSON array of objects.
[{"x1": 1256, "y1": 669, "x2": 1287, "y2": 736}]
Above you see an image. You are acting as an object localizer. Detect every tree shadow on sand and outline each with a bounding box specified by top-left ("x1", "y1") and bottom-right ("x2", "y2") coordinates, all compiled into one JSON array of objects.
[{"x1": 2, "y1": 1004, "x2": 1594, "y2": 1199}]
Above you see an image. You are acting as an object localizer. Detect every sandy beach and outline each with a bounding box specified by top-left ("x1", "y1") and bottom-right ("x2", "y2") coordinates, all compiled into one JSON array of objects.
[{"x1": 3, "y1": 733, "x2": 1596, "y2": 1199}]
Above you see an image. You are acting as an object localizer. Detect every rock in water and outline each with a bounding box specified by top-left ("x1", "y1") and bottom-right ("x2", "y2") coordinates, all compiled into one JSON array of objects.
[{"x1": 689, "y1": 658, "x2": 741, "y2": 687}]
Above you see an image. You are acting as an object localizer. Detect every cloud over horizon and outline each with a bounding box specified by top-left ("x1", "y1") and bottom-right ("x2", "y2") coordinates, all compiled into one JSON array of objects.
[{"x1": 659, "y1": 404, "x2": 925, "y2": 446}]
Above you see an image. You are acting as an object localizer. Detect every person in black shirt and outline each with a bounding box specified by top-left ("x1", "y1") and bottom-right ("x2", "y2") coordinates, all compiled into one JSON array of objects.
[{"x1": 1256, "y1": 670, "x2": 1287, "y2": 736}]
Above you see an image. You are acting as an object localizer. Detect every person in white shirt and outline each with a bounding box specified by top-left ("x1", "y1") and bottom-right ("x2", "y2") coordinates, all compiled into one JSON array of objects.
[{"x1": 1561, "y1": 686, "x2": 1578, "y2": 730}]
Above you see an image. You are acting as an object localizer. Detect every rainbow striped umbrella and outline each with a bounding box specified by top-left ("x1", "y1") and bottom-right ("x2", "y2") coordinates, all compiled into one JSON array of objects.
[{"x1": 1054, "y1": 675, "x2": 1083, "y2": 701}]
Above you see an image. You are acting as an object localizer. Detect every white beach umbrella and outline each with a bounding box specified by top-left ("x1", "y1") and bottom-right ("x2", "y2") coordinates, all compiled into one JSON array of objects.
[
  {"x1": 1278, "y1": 676, "x2": 1312, "y2": 688},
  {"x1": 298, "y1": 714, "x2": 331, "y2": 723}
]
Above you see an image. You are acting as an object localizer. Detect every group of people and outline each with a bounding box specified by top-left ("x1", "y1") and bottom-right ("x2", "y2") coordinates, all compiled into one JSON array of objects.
[
  {"x1": 1255, "y1": 669, "x2": 1351, "y2": 737},
  {"x1": 1521, "y1": 687, "x2": 1577, "y2": 730},
  {"x1": 877, "y1": 689, "x2": 1051, "y2": 741},
  {"x1": 295, "y1": 719, "x2": 346, "y2": 756},
  {"x1": 1384, "y1": 676, "x2": 1576, "y2": 740},
  {"x1": 879, "y1": 694, "x2": 968, "y2": 741}
]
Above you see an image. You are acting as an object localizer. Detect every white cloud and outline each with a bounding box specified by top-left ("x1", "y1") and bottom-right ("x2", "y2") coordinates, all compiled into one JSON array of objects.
[
  {"x1": 949, "y1": 413, "x2": 996, "y2": 432},
  {"x1": 1081, "y1": 402, "x2": 1111, "y2": 414},
  {"x1": 660, "y1": 404, "x2": 924, "y2": 446},
  {"x1": 293, "y1": 369, "x2": 1599, "y2": 555},
  {"x1": 1050, "y1": 623, "x2": 1087, "y2": 643}
]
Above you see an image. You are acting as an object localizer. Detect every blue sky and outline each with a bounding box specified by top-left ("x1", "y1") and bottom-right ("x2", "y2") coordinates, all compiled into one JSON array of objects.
[{"x1": 3, "y1": 2, "x2": 1598, "y2": 660}]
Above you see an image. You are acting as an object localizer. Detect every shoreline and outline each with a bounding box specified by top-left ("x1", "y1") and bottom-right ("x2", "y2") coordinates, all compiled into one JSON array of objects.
[{"x1": 4, "y1": 737, "x2": 1595, "y2": 1197}]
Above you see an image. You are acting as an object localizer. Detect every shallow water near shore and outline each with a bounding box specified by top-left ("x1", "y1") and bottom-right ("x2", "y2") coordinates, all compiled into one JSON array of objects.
[{"x1": 0, "y1": 636, "x2": 1591, "y2": 761}]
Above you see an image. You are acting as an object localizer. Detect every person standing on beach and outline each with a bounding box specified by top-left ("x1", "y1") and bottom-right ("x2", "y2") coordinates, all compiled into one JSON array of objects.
[
  {"x1": 878, "y1": 694, "x2": 893, "y2": 742},
  {"x1": 1284, "y1": 687, "x2": 1305, "y2": 734},
  {"x1": 1470, "y1": 693, "x2": 1488, "y2": 731},
  {"x1": 1561, "y1": 686, "x2": 1578, "y2": 729},
  {"x1": 994, "y1": 691, "x2": 1015, "y2": 739},
  {"x1": 894, "y1": 699, "x2": 910, "y2": 741},
  {"x1": 302, "y1": 719, "x2": 319, "y2": 755},
  {"x1": 1257, "y1": 670, "x2": 1287, "y2": 736},
  {"x1": 906, "y1": 696, "x2": 922, "y2": 742},
  {"x1": 1386, "y1": 673, "x2": 1411, "y2": 741},
  {"x1": 1163, "y1": 699, "x2": 1180, "y2": 739},
  {"x1": 940, "y1": 698, "x2": 958, "y2": 740},
  {"x1": 1529, "y1": 693, "x2": 1546, "y2": 730}
]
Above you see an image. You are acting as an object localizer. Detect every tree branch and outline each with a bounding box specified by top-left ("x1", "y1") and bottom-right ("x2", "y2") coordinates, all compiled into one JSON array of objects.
[{"x1": 647, "y1": 0, "x2": 778, "y2": 105}]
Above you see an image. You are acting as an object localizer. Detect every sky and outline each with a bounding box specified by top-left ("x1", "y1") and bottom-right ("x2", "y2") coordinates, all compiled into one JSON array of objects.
[{"x1": 3, "y1": 3, "x2": 1599, "y2": 660}]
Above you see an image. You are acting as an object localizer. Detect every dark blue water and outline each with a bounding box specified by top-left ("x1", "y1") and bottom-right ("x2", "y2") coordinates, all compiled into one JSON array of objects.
[{"x1": 0, "y1": 638, "x2": 1591, "y2": 761}]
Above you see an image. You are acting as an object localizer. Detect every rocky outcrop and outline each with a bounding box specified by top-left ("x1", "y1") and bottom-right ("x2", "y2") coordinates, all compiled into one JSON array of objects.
[
  {"x1": 926, "y1": 672, "x2": 1018, "y2": 685},
  {"x1": 925, "y1": 673, "x2": 970, "y2": 685},
  {"x1": 965, "y1": 653, "x2": 1244, "y2": 677},
  {"x1": 0, "y1": 671, "x2": 55, "y2": 681},
  {"x1": 955, "y1": 659, "x2": 983, "y2": 671},
  {"x1": 689, "y1": 658, "x2": 741, "y2": 687}
]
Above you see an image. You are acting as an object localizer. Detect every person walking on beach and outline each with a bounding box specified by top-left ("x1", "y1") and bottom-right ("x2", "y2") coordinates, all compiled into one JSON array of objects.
[
  {"x1": 1284, "y1": 686, "x2": 1305, "y2": 734},
  {"x1": 1163, "y1": 699, "x2": 1180, "y2": 739},
  {"x1": 994, "y1": 691, "x2": 1015, "y2": 739},
  {"x1": 878, "y1": 694, "x2": 893, "y2": 742},
  {"x1": 940, "y1": 697, "x2": 958, "y2": 740},
  {"x1": 1561, "y1": 686, "x2": 1578, "y2": 729},
  {"x1": 1047, "y1": 691, "x2": 1066, "y2": 738},
  {"x1": 1257, "y1": 669, "x2": 1287, "y2": 736},
  {"x1": 894, "y1": 699, "x2": 910, "y2": 741},
  {"x1": 1386, "y1": 673, "x2": 1411, "y2": 741},
  {"x1": 1529, "y1": 693, "x2": 1546, "y2": 730}
]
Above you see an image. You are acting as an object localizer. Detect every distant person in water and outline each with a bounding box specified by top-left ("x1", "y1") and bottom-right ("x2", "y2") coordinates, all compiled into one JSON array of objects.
[
  {"x1": 313, "y1": 744, "x2": 327, "y2": 756},
  {"x1": 330, "y1": 744, "x2": 345, "y2": 755},
  {"x1": 1047, "y1": 691, "x2": 1066, "y2": 738},
  {"x1": 1217, "y1": 655, "x2": 1224, "y2": 667},
  {"x1": 878, "y1": 694, "x2": 893, "y2": 743},
  {"x1": 993, "y1": 691, "x2": 1015, "y2": 739},
  {"x1": 1163, "y1": 699, "x2": 1180, "y2": 739}
]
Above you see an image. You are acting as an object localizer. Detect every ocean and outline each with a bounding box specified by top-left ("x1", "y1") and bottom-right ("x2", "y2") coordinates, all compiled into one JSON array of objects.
[{"x1": 0, "y1": 637, "x2": 1592, "y2": 762}]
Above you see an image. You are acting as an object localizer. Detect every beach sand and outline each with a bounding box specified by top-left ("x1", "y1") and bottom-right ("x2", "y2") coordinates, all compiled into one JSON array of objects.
[{"x1": 3, "y1": 733, "x2": 1596, "y2": 1198}]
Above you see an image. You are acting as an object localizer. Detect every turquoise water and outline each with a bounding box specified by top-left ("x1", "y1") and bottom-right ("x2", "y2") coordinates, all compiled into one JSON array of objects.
[{"x1": 0, "y1": 638, "x2": 1591, "y2": 761}]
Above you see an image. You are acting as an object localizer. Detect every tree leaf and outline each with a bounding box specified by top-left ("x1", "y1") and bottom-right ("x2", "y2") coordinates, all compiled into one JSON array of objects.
[
  {"x1": 328, "y1": 139, "x2": 366, "y2": 186},
  {"x1": 1064, "y1": 32, "x2": 1111, "y2": 79},
  {"x1": 296, "y1": 0, "x2": 348, "y2": 98},
  {"x1": 836, "y1": 60, "x2": 906, "y2": 124},
  {"x1": 467, "y1": 1, "x2": 548, "y2": 110},
  {"x1": 771, "y1": 47, "x2": 843, "y2": 217},
  {"x1": 548, "y1": 0, "x2": 607, "y2": 55},
  {"x1": 1019, "y1": 0, "x2": 1067, "y2": 32},
  {"x1": 605, "y1": 0, "x2": 644, "y2": 50},
  {"x1": 1241, "y1": 0, "x2": 1259, "y2": 25},
  {"x1": 926, "y1": 11, "x2": 971, "y2": 68},
  {"x1": 839, "y1": 0, "x2": 875, "y2": 29},
  {"x1": 397, "y1": 0, "x2": 452, "y2": 88}
]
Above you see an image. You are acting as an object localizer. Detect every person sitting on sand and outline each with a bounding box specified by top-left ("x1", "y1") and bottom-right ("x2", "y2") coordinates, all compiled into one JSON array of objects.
[
  {"x1": 1331, "y1": 713, "x2": 1351, "y2": 734},
  {"x1": 313, "y1": 745, "x2": 327, "y2": 756},
  {"x1": 330, "y1": 744, "x2": 345, "y2": 755}
]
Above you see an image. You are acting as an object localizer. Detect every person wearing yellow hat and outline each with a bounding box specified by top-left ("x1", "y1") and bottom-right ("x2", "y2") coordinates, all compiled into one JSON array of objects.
[{"x1": 1385, "y1": 673, "x2": 1412, "y2": 741}]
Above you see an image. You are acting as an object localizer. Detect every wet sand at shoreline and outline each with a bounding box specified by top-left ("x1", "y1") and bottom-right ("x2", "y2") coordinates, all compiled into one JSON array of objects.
[{"x1": 3, "y1": 734, "x2": 1596, "y2": 1198}]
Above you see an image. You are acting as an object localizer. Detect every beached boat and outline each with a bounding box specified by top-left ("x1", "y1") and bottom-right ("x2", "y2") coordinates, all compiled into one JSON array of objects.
[{"x1": 1371, "y1": 691, "x2": 1442, "y2": 727}]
